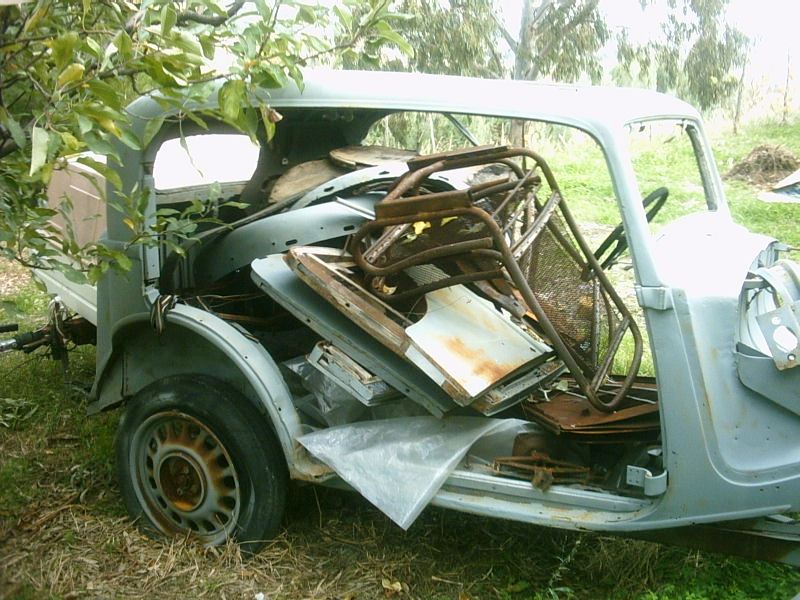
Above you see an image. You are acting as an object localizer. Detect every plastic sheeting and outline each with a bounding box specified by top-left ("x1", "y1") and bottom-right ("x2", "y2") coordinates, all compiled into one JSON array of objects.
[{"x1": 298, "y1": 416, "x2": 528, "y2": 529}]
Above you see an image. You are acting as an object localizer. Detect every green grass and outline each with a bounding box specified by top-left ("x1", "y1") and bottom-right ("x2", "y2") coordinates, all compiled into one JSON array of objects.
[{"x1": 3, "y1": 121, "x2": 800, "y2": 598}]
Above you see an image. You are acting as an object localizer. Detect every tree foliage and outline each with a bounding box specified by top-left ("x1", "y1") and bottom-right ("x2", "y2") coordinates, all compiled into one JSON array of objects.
[
  {"x1": 506, "y1": 0, "x2": 608, "y2": 83},
  {"x1": 617, "y1": 0, "x2": 748, "y2": 111},
  {"x1": 0, "y1": 0, "x2": 402, "y2": 280}
]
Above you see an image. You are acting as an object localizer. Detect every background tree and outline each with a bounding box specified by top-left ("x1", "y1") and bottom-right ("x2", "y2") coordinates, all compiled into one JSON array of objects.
[
  {"x1": 616, "y1": 0, "x2": 748, "y2": 112},
  {"x1": 0, "y1": 0, "x2": 403, "y2": 280}
]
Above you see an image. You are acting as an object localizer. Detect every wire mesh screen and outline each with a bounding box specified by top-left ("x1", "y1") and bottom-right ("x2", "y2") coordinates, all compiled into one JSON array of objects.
[{"x1": 515, "y1": 208, "x2": 617, "y2": 371}]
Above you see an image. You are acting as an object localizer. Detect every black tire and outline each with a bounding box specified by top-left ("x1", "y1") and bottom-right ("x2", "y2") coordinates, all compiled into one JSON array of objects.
[{"x1": 115, "y1": 375, "x2": 287, "y2": 554}]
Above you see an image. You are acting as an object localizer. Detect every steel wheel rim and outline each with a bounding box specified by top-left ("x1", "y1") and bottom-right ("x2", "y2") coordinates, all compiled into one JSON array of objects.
[{"x1": 130, "y1": 411, "x2": 241, "y2": 544}]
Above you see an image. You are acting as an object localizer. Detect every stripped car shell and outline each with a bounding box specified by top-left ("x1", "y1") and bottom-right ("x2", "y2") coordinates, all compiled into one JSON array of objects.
[{"x1": 31, "y1": 70, "x2": 800, "y2": 564}]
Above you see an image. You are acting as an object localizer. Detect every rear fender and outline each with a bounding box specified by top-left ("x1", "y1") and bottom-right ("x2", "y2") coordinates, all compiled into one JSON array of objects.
[{"x1": 91, "y1": 304, "x2": 327, "y2": 480}]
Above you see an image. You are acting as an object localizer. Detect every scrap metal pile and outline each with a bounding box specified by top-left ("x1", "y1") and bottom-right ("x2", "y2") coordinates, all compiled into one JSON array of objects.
[
  {"x1": 285, "y1": 145, "x2": 645, "y2": 407},
  {"x1": 254, "y1": 144, "x2": 660, "y2": 499}
]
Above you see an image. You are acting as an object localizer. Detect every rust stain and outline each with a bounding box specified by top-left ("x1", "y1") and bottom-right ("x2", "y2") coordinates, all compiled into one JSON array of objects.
[{"x1": 443, "y1": 336, "x2": 513, "y2": 382}]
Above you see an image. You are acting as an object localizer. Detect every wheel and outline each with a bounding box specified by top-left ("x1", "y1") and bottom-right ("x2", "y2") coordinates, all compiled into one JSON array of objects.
[
  {"x1": 115, "y1": 375, "x2": 287, "y2": 554},
  {"x1": 592, "y1": 187, "x2": 670, "y2": 271}
]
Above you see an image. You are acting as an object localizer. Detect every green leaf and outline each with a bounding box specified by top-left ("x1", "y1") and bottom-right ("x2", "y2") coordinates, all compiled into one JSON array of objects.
[
  {"x1": 77, "y1": 115, "x2": 93, "y2": 135},
  {"x1": 218, "y1": 79, "x2": 246, "y2": 122},
  {"x1": 161, "y1": 4, "x2": 177, "y2": 36},
  {"x1": 141, "y1": 115, "x2": 165, "y2": 149},
  {"x1": 29, "y1": 127, "x2": 49, "y2": 176},
  {"x1": 82, "y1": 0, "x2": 90, "y2": 19},
  {"x1": 115, "y1": 252, "x2": 132, "y2": 271},
  {"x1": 83, "y1": 133, "x2": 121, "y2": 162},
  {"x1": 87, "y1": 80, "x2": 123, "y2": 111},
  {"x1": 375, "y1": 21, "x2": 412, "y2": 56},
  {"x1": 59, "y1": 131, "x2": 81, "y2": 152},
  {"x1": 48, "y1": 32, "x2": 80, "y2": 71},
  {"x1": 118, "y1": 126, "x2": 142, "y2": 150},
  {"x1": 62, "y1": 265, "x2": 88, "y2": 285},
  {"x1": 56, "y1": 63, "x2": 85, "y2": 89},
  {"x1": 333, "y1": 4, "x2": 352, "y2": 30},
  {"x1": 3, "y1": 115, "x2": 26, "y2": 149},
  {"x1": 198, "y1": 35, "x2": 215, "y2": 59},
  {"x1": 76, "y1": 156, "x2": 122, "y2": 191},
  {"x1": 113, "y1": 30, "x2": 133, "y2": 59}
]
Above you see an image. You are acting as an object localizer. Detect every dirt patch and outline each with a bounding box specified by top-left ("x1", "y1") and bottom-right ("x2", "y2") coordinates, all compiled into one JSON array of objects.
[
  {"x1": 726, "y1": 145, "x2": 800, "y2": 187},
  {"x1": 0, "y1": 259, "x2": 31, "y2": 298}
]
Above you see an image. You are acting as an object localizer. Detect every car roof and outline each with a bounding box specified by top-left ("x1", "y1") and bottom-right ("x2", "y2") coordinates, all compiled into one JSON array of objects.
[{"x1": 128, "y1": 69, "x2": 700, "y2": 139}]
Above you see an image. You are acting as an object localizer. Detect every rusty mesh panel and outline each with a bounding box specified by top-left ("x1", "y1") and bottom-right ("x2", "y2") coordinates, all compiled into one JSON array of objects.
[{"x1": 516, "y1": 207, "x2": 616, "y2": 369}]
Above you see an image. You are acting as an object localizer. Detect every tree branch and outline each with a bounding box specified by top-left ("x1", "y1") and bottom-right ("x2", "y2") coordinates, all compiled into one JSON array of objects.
[
  {"x1": 0, "y1": 138, "x2": 19, "y2": 160},
  {"x1": 177, "y1": 1, "x2": 246, "y2": 26},
  {"x1": 491, "y1": 12, "x2": 518, "y2": 53},
  {"x1": 524, "y1": 0, "x2": 598, "y2": 80}
]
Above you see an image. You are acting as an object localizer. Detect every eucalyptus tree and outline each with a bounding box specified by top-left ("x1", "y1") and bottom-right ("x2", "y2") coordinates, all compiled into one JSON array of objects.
[{"x1": 617, "y1": 0, "x2": 748, "y2": 112}]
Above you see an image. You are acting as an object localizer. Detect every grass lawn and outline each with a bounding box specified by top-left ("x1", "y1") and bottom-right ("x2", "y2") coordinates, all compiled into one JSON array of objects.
[{"x1": 2, "y1": 119, "x2": 800, "y2": 599}]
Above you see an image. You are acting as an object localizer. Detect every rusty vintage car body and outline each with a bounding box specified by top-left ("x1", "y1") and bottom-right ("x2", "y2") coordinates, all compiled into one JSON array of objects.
[{"x1": 24, "y1": 70, "x2": 800, "y2": 563}]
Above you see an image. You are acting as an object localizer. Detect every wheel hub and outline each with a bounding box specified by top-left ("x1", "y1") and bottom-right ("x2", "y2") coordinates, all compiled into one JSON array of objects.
[{"x1": 158, "y1": 453, "x2": 205, "y2": 511}]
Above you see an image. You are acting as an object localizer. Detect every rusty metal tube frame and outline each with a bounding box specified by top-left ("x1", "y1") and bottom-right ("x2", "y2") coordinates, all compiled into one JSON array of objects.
[{"x1": 352, "y1": 147, "x2": 643, "y2": 412}]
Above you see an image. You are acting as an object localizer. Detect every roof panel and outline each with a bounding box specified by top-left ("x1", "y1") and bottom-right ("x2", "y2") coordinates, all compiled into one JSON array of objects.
[{"x1": 128, "y1": 69, "x2": 700, "y2": 137}]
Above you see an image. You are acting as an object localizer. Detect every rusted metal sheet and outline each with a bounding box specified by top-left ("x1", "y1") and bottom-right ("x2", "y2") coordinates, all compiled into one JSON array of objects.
[
  {"x1": 522, "y1": 379, "x2": 660, "y2": 440},
  {"x1": 493, "y1": 452, "x2": 594, "y2": 490},
  {"x1": 405, "y1": 284, "x2": 551, "y2": 400},
  {"x1": 284, "y1": 245, "x2": 554, "y2": 410}
]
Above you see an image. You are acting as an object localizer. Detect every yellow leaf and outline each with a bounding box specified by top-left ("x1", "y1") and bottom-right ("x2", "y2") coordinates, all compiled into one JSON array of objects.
[
  {"x1": 412, "y1": 221, "x2": 431, "y2": 235},
  {"x1": 59, "y1": 131, "x2": 81, "y2": 151},
  {"x1": 56, "y1": 63, "x2": 85, "y2": 88},
  {"x1": 381, "y1": 579, "x2": 403, "y2": 597},
  {"x1": 23, "y1": 4, "x2": 48, "y2": 33},
  {"x1": 123, "y1": 218, "x2": 136, "y2": 231},
  {"x1": 98, "y1": 117, "x2": 121, "y2": 138},
  {"x1": 441, "y1": 216, "x2": 457, "y2": 226}
]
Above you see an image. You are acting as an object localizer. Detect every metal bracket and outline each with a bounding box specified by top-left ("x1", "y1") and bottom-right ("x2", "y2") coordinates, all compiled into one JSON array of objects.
[
  {"x1": 626, "y1": 465, "x2": 668, "y2": 496},
  {"x1": 635, "y1": 286, "x2": 673, "y2": 311}
]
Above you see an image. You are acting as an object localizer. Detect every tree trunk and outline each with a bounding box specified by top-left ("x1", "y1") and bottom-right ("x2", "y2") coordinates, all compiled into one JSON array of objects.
[
  {"x1": 510, "y1": 0, "x2": 542, "y2": 147},
  {"x1": 783, "y1": 51, "x2": 792, "y2": 125},
  {"x1": 733, "y1": 51, "x2": 749, "y2": 135}
]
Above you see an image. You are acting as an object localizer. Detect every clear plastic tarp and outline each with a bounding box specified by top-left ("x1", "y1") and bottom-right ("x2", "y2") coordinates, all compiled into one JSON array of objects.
[{"x1": 298, "y1": 416, "x2": 528, "y2": 529}]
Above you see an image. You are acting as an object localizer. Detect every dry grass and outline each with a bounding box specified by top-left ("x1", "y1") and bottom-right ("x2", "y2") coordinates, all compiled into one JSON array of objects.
[
  {"x1": 1, "y1": 478, "x2": 682, "y2": 600},
  {"x1": 0, "y1": 259, "x2": 31, "y2": 300}
]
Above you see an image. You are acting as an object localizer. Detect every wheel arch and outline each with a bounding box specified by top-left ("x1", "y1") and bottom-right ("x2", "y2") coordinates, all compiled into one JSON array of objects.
[{"x1": 91, "y1": 304, "x2": 326, "y2": 480}]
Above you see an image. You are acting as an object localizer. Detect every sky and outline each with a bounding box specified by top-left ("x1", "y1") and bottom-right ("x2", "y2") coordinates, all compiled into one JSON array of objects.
[{"x1": 500, "y1": 0, "x2": 800, "y2": 88}]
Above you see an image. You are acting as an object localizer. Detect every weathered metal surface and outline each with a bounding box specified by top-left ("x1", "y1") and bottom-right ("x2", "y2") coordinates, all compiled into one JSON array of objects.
[
  {"x1": 285, "y1": 245, "x2": 551, "y2": 407},
  {"x1": 250, "y1": 253, "x2": 454, "y2": 416},
  {"x1": 269, "y1": 158, "x2": 349, "y2": 203},
  {"x1": 69, "y1": 67, "x2": 800, "y2": 555},
  {"x1": 329, "y1": 145, "x2": 418, "y2": 169},
  {"x1": 523, "y1": 379, "x2": 660, "y2": 440}
]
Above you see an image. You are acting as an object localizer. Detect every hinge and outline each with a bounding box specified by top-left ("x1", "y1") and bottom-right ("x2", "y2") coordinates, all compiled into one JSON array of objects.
[
  {"x1": 626, "y1": 465, "x2": 668, "y2": 496},
  {"x1": 635, "y1": 286, "x2": 673, "y2": 311}
]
